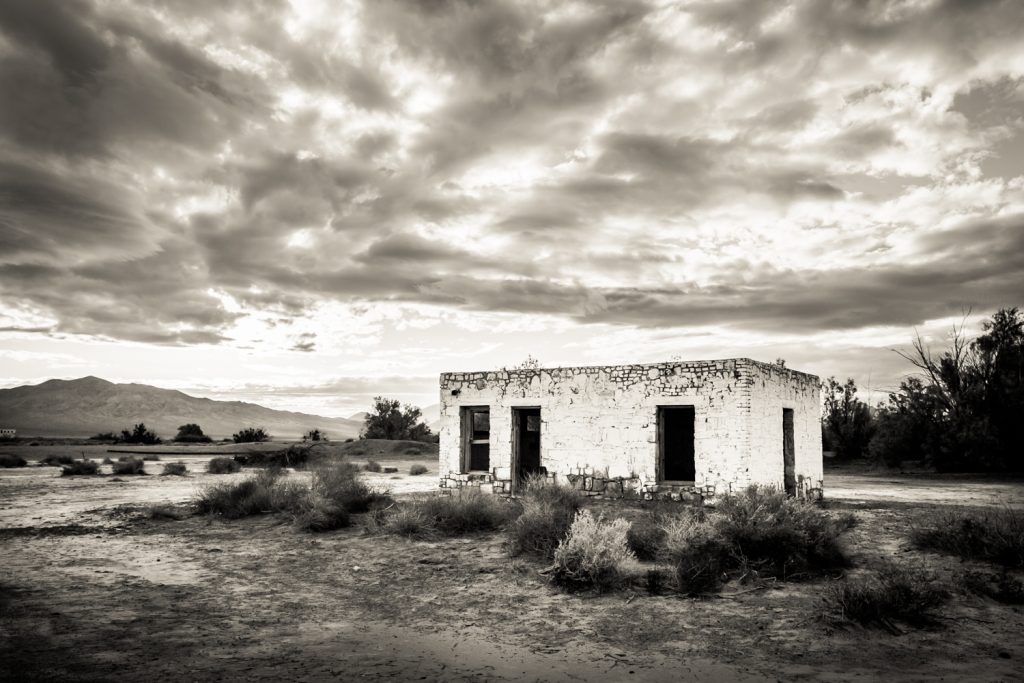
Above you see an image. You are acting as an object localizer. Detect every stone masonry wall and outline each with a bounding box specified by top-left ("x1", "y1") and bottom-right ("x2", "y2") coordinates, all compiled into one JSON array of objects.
[
  {"x1": 438, "y1": 358, "x2": 822, "y2": 503},
  {"x1": 746, "y1": 360, "x2": 824, "y2": 500}
]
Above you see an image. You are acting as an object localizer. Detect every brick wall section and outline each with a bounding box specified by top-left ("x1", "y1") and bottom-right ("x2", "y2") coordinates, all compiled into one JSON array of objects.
[{"x1": 438, "y1": 358, "x2": 822, "y2": 502}]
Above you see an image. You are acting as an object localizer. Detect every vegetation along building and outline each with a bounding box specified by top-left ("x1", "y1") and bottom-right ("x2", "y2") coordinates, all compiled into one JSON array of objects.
[{"x1": 438, "y1": 358, "x2": 822, "y2": 503}]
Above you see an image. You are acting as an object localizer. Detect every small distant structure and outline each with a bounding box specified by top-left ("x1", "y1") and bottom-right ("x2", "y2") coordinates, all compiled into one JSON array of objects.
[
  {"x1": 438, "y1": 358, "x2": 822, "y2": 503},
  {"x1": 0, "y1": 428, "x2": 16, "y2": 439}
]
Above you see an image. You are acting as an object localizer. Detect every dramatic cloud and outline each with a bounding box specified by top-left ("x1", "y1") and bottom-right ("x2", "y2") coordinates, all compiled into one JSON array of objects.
[{"x1": 2, "y1": 0, "x2": 1024, "y2": 409}]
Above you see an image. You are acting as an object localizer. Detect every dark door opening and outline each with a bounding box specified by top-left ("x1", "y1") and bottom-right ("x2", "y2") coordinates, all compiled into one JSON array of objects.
[
  {"x1": 658, "y1": 406, "x2": 695, "y2": 482},
  {"x1": 513, "y1": 407, "x2": 542, "y2": 491},
  {"x1": 782, "y1": 408, "x2": 796, "y2": 496}
]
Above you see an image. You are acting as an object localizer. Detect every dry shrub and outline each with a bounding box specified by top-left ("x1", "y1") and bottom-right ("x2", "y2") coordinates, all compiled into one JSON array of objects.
[
  {"x1": 661, "y1": 513, "x2": 731, "y2": 595},
  {"x1": 41, "y1": 454, "x2": 75, "y2": 466},
  {"x1": 311, "y1": 462, "x2": 389, "y2": 514},
  {"x1": 911, "y1": 507, "x2": 1024, "y2": 569},
  {"x1": 161, "y1": 461, "x2": 187, "y2": 476},
  {"x1": 713, "y1": 485, "x2": 850, "y2": 579},
  {"x1": 0, "y1": 453, "x2": 27, "y2": 468},
  {"x1": 506, "y1": 476, "x2": 581, "y2": 559},
  {"x1": 141, "y1": 454, "x2": 161, "y2": 462},
  {"x1": 293, "y1": 497, "x2": 350, "y2": 532},
  {"x1": 363, "y1": 459, "x2": 382, "y2": 473},
  {"x1": 627, "y1": 518, "x2": 667, "y2": 561},
  {"x1": 824, "y1": 563, "x2": 948, "y2": 630},
  {"x1": 195, "y1": 469, "x2": 292, "y2": 518},
  {"x1": 383, "y1": 506, "x2": 435, "y2": 538},
  {"x1": 407, "y1": 490, "x2": 514, "y2": 537},
  {"x1": 552, "y1": 510, "x2": 635, "y2": 592},
  {"x1": 60, "y1": 460, "x2": 100, "y2": 476},
  {"x1": 207, "y1": 457, "x2": 241, "y2": 474},
  {"x1": 409, "y1": 464, "x2": 429, "y2": 476},
  {"x1": 111, "y1": 457, "x2": 146, "y2": 475}
]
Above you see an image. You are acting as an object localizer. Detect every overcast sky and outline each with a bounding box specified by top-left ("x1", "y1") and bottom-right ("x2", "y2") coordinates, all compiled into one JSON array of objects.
[{"x1": 1, "y1": 0, "x2": 1022, "y2": 417}]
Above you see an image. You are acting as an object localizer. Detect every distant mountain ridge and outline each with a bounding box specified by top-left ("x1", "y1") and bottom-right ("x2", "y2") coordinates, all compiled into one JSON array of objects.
[{"x1": 0, "y1": 376, "x2": 362, "y2": 439}]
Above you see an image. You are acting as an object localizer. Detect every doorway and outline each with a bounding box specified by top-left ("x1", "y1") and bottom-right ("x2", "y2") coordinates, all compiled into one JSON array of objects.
[
  {"x1": 512, "y1": 407, "x2": 542, "y2": 491},
  {"x1": 782, "y1": 408, "x2": 796, "y2": 496},
  {"x1": 658, "y1": 406, "x2": 696, "y2": 482}
]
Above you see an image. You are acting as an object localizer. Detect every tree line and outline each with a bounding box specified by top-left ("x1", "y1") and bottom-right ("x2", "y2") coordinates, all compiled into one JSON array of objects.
[{"x1": 823, "y1": 307, "x2": 1024, "y2": 472}]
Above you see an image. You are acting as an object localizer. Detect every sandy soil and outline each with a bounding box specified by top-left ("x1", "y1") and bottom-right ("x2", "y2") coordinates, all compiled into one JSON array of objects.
[{"x1": 1, "y1": 448, "x2": 1022, "y2": 682}]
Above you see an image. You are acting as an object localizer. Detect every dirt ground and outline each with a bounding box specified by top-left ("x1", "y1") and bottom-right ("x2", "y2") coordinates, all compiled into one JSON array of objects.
[{"x1": 1, "y1": 445, "x2": 1022, "y2": 682}]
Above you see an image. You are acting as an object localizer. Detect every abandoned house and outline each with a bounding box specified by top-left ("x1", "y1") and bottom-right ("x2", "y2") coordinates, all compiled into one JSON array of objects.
[{"x1": 437, "y1": 358, "x2": 823, "y2": 502}]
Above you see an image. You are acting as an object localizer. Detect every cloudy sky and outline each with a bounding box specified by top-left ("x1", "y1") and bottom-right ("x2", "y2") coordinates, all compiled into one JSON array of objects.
[{"x1": 1, "y1": 0, "x2": 1022, "y2": 417}]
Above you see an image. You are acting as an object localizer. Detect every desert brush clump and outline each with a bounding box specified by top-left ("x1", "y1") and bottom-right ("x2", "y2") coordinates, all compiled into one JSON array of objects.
[
  {"x1": 310, "y1": 461, "x2": 389, "y2": 514},
  {"x1": 551, "y1": 510, "x2": 636, "y2": 592},
  {"x1": 0, "y1": 453, "x2": 27, "y2": 468},
  {"x1": 660, "y1": 512, "x2": 732, "y2": 595},
  {"x1": 233, "y1": 444, "x2": 312, "y2": 469},
  {"x1": 40, "y1": 454, "x2": 75, "y2": 466},
  {"x1": 911, "y1": 507, "x2": 1024, "y2": 569},
  {"x1": 111, "y1": 457, "x2": 146, "y2": 475},
  {"x1": 712, "y1": 485, "x2": 851, "y2": 579},
  {"x1": 161, "y1": 461, "x2": 188, "y2": 476},
  {"x1": 207, "y1": 457, "x2": 242, "y2": 474},
  {"x1": 627, "y1": 517, "x2": 668, "y2": 561},
  {"x1": 388, "y1": 490, "x2": 515, "y2": 538},
  {"x1": 824, "y1": 563, "x2": 948, "y2": 631},
  {"x1": 61, "y1": 460, "x2": 100, "y2": 476},
  {"x1": 363, "y1": 459, "x2": 382, "y2": 473},
  {"x1": 506, "y1": 476, "x2": 581, "y2": 559},
  {"x1": 409, "y1": 464, "x2": 429, "y2": 475},
  {"x1": 195, "y1": 469, "x2": 297, "y2": 518}
]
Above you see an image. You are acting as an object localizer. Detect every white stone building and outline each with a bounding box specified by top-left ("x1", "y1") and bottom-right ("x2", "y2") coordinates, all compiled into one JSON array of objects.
[{"x1": 437, "y1": 358, "x2": 822, "y2": 502}]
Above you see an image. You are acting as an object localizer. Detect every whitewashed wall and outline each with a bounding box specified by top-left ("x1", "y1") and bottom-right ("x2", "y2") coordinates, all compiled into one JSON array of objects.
[{"x1": 438, "y1": 358, "x2": 822, "y2": 501}]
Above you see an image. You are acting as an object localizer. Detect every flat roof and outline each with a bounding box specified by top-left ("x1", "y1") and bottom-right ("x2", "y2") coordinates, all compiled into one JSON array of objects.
[{"x1": 441, "y1": 357, "x2": 819, "y2": 382}]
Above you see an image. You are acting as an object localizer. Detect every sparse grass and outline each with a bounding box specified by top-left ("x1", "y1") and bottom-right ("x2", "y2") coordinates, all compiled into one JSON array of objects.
[
  {"x1": 161, "y1": 461, "x2": 188, "y2": 476},
  {"x1": 409, "y1": 464, "x2": 429, "y2": 476},
  {"x1": 911, "y1": 507, "x2": 1024, "y2": 569},
  {"x1": 0, "y1": 453, "x2": 27, "y2": 468},
  {"x1": 552, "y1": 510, "x2": 635, "y2": 592},
  {"x1": 40, "y1": 454, "x2": 75, "y2": 466},
  {"x1": 363, "y1": 459, "x2": 382, "y2": 473},
  {"x1": 960, "y1": 569, "x2": 1024, "y2": 605},
  {"x1": 824, "y1": 563, "x2": 948, "y2": 631},
  {"x1": 148, "y1": 504, "x2": 190, "y2": 521},
  {"x1": 207, "y1": 457, "x2": 242, "y2": 474},
  {"x1": 111, "y1": 457, "x2": 146, "y2": 475},
  {"x1": 506, "y1": 476, "x2": 581, "y2": 559},
  {"x1": 61, "y1": 460, "x2": 100, "y2": 476},
  {"x1": 404, "y1": 448, "x2": 423, "y2": 455}
]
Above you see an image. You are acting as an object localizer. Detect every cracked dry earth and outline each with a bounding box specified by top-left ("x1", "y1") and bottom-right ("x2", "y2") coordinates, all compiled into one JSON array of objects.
[{"x1": 1, "y1": 461, "x2": 1023, "y2": 682}]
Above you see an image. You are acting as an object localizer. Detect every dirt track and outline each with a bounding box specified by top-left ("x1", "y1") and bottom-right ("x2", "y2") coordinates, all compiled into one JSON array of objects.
[{"x1": 1, "y1": 450, "x2": 1022, "y2": 682}]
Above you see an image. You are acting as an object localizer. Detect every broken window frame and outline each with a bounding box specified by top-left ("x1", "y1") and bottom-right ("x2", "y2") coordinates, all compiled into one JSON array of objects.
[{"x1": 460, "y1": 406, "x2": 491, "y2": 473}]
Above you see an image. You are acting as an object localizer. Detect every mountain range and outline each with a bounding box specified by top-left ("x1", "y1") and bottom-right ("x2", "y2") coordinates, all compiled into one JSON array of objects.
[{"x1": 0, "y1": 376, "x2": 364, "y2": 439}]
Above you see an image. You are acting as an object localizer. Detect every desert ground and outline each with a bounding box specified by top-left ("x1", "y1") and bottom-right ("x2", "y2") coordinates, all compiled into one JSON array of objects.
[{"x1": 1, "y1": 441, "x2": 1022, "y2": 682}]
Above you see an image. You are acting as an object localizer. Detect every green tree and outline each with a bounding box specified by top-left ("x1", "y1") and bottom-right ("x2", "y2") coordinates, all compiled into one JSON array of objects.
[
  {"x1": 233, "y1": 427, "x2": 270, "y2": 444},
  {"x1": 120, "y1": 423, "x2": 161, "y2": 445},
  {"x1": 822, "y1": 377, "x2": 874, "y2": 459},
  {"x1": 361, "y1": 397, "x2": 433, "y2": 442},
  {"x1": 174, "y1": 423, "x2": 212, "y2": 443}
]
